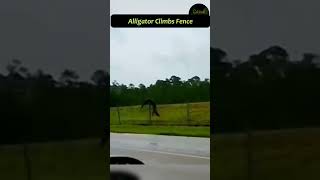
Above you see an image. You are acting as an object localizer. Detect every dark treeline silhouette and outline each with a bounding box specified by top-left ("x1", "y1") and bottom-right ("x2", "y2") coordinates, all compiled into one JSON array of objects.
[
  {"x1": 212, "y1": 46, "x2": 320, "y2": 133},
  {"x1": 3, "y1": 44, "x2": 319, "y2": 143},
  {"x1": 0, "y1": 59, "x2": 108, "y2": 144},
  {"x1": 110, "y1": 76, "x2": 210, "y2": 107}
]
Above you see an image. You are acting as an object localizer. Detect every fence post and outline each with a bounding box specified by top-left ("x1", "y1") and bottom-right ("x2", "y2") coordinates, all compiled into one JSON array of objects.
[
  {"x1": 148, "y1": 104, "x2": 152, "y2": 124},
  {"x1": 23, "y1": 143, "x2": 32, "y2": 180},
  {"x1": 117, "y1": 107, "x2": 121, "y2": 125},
  {"x1": 186, "y1": 103, "x2": 191, "y2": 125},
  {"x1": 246, "y1": 118, "x2": 253, "y2": 180}
]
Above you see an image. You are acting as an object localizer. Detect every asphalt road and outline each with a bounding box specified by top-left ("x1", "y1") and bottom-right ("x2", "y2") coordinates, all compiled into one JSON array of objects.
[{"x1": 110, "y1": 133, "x2": 210, "y2": 180}]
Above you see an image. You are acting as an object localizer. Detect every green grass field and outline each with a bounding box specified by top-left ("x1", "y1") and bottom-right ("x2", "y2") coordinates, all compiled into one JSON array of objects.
[
  {"x1": 0, "y1": 139, "x2": 107, "y2": 180},
  {"x1": 110, "y1": 125, "x2": 210, "y2": 137},
  {"x1": 110, "y1": 102, "x2": 210, "y2": 136},
  {"x1": 110, "y1": 102, "x2": 210, "y2": 126},
  {"x1": 212, "y1": 128, "x2": 320, "y2": 180}
]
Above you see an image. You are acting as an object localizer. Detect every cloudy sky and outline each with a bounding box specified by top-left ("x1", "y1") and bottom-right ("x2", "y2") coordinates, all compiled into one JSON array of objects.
[
  {"x1": 1, "y1": 0, "x2": 319, "y2": 82},
  {"x1": 0, "y1": 0, "x2": 107, "y2": 82},
  {"x1": 110, "y1": 0, "x2": 210, "y2": 86},
  {"x1": 213, "y1": 0, "x2": 320, "y2": 61}
]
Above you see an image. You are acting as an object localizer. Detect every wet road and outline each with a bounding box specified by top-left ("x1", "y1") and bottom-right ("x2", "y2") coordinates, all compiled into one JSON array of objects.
[{"x1": 110, "y1": 133, "x2": 210, "y2": 180}]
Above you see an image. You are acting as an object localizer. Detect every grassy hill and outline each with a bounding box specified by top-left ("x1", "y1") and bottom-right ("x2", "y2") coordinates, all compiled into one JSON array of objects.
[
  {"x1": 110, "y1": 102, "x2": 210, "y2": 126},
  {"x1": 110, "y1": 102, "x2": 210, "y2": 137}
]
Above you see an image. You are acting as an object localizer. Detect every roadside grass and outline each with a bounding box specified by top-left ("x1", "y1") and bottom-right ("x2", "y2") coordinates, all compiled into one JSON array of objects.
[
  {"x1": 110, "y1": 125, "x2": 210, "y2": 137},
  {"x1": 0, "y1": 139, "x2": 107, "y2": 180},
  {"x1": 212, "y1": 128, "x2": 320, "y2": 180}
]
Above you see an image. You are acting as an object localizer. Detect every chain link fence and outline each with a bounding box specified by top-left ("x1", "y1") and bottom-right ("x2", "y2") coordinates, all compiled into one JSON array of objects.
[{"x1": 110, "y1": 102, "x2": 210, "y2": 126}]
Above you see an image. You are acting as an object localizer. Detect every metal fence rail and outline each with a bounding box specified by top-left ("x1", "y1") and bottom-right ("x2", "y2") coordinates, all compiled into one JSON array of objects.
[{"x1": 110, "y1": 102, "x2": 210, "y2": 126}]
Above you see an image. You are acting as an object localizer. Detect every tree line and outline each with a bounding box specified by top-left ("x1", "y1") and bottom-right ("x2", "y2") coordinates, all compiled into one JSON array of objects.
[
  {"x1": 0, "y1": 59, "x2": 108, "y2": 144},
  {"x1": 0, "y1": 59, "x2": 109, "y2": 88},
  {"x1": 2, "y1": 44, "x2": 320, "y2": 144},
  {"x1": 110, "y1": 76, "x2": 210, "y2": 107},
  {"x1": 212, "y1": 45, "x2": 320, "y2": 133}
]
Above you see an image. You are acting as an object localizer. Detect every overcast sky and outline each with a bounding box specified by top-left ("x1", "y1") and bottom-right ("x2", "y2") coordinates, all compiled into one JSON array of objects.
[
  {"x1": 110, "y1": 0, "x2": 210, "y2": 86},
  {"x1": 213, "y1": 0, "x2": 320, "y2": 61},
  {"x1": 1, "y1": 0, "x2": 319, "y2": 82},
  {"x1": 0, "y1": 0, "x2": 107, "y2": 82}
]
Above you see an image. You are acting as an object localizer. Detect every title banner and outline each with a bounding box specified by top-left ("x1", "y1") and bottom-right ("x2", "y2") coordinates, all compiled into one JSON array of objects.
[{"x1": 111, "y1": 14, "x2": 210, "y2": 28}]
